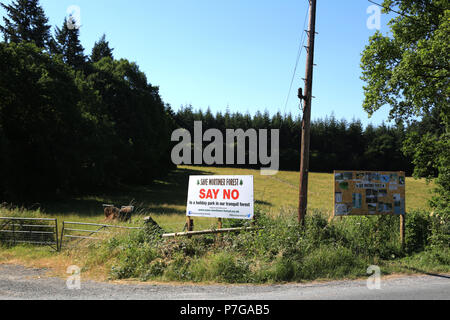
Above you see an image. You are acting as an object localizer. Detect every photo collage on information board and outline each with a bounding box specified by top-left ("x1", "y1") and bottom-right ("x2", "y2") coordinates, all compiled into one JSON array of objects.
[{"x1": 334, "y1": 171, "x2": 406, "y2": 216}]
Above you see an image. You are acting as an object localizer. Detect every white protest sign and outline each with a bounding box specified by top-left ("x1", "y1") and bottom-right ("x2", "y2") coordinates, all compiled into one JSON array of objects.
[{"x1": 186, "y1": 175, "x2": 254, "y2": 220}]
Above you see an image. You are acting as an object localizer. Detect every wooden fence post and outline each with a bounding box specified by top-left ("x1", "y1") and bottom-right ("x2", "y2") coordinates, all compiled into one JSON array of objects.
[
  {"x1": 217, "y1": 218, "x2": 223, "y2": 241},
  {"x1": 54, "y1": 219, "x2": 59, "y2": 252},
  {"x1": 400, "y1": 214, "x2": 405, "y2": 249},
  {"x1": 186, "y1": 217, "x2": 194, "y2": 232},
  {"x1": 12, "y1": 221, "x2": 15, "y2": 246}
]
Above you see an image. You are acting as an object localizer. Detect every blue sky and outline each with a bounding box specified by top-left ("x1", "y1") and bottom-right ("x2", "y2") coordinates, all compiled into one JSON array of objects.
[{"x1": 1, "y1": 0, "x2": 395, "y2": 127}]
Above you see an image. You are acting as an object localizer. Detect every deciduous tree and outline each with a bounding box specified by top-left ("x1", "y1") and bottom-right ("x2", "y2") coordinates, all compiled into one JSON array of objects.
[{"x1": 361, "y1": 0, "x2": 449, "y2": 239}]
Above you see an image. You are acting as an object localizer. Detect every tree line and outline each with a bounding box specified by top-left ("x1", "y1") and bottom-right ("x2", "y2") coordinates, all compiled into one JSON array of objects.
[
  {"x1": 170, "y1": 105, "x2": 415, "y2": 174},
  {"x1": 0, "y1": 0, "x2": 446, "y2": 226},
  {"x1": 0, "y1": 0, "x2": 175, "y2": 200}
]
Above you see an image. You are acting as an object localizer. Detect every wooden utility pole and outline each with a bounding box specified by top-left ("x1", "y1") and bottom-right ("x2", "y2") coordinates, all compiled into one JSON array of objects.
[{"x1": 298, "y1": 0, "x2": 317, "y2": 225}]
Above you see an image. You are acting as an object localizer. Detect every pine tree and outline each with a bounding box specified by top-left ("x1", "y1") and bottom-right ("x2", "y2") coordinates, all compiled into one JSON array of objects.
[
  {"x1": 0, "y1": 0, "x2": 51, "y2": 49},
  {"x1": 91, "y1": 34, "x2": 114, "y2": 63},
  {"x1": 54, "y1": 17, "x2": 86, "y2": 70}
]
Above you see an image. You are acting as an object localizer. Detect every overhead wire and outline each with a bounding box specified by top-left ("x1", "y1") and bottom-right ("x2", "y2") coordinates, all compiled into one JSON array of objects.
[
  {"x1": 367, "y1": 0, "x2": 416, "y2": 19},
  {"x1": 283, "y1": 0, "x2": 310, "y2": 116}
]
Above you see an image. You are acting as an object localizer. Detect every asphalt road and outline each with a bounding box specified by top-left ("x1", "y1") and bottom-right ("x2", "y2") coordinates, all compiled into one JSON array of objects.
[{"x1": 0, "y1": 264, "x2": 449, "y2": 300}]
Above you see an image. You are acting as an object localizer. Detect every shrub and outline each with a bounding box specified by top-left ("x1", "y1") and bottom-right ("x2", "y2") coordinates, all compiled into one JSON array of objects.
[
  {"x1": 429, "y1": 212, "x2": 450, "y2": 250},
  {"x1": 194, "y1": 252, "x2": 250, "y2": 283},
  {"x1": 102, "y1": 209, "x2": 448, "y2": 284},
  {"x1": 405, "y1": 210, "x2": 431, "y2": 253},
  {"x1": 333, "y1": 214, "x2": 402, "y2": 259},
  {"x1": 298, "y1": 245, "x2": 366, "y2": 280}
]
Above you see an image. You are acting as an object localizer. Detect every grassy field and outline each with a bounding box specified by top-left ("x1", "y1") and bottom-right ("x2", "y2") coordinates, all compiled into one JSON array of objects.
[
  {"x1": 0, "y1": 166, "x2": 435, "y2": 232},
  {"x1": 0, "y1": 166, "x2": 441, "y2": 282}
]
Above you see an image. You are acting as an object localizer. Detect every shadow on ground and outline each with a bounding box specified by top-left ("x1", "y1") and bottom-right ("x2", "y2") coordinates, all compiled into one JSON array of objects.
[
  {"x1": 39, "y1": 168, "x2": 213, "y2": 217},
  {"x1": 401, "y1": 266, "x2": 450, "y2": 279}
]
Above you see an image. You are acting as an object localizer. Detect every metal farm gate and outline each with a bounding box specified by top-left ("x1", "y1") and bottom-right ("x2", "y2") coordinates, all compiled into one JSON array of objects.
[
  {"x1": 60, "y1": 221, "x2": 143, "y2": 248},
  {"x1": 0, "y1": 217, "x2": 59, "y2": 251}
]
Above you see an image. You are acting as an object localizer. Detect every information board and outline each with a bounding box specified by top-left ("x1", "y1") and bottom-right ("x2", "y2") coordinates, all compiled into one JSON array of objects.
[
  {"x1": 334, "y1": 171, "x2": 405, "y2": 216},
  {"x1": 186, "y1": 175, "x2": 254, "y2": 220}
]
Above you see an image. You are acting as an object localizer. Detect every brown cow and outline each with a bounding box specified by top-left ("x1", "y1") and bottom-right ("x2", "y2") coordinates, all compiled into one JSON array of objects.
[
  {"x1": 103, "y1": 205, "x2": 120, "y2": 221},
  {"x1": 118, "y1": 206, "x2": 134, "y2": 222}
]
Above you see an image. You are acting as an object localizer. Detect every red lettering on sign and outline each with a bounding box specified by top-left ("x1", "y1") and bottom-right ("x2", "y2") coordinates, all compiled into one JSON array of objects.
[
  {"x1": 202, "y1": 189, "x2": 220, "y2": 199},
  {"x1": 223, "y1": 189, "x2": 240, "y2": 200}
]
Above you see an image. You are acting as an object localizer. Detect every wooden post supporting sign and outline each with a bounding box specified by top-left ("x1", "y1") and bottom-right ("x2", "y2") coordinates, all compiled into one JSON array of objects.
[
  {"x1": 186, "y1": 217, "x2": 194, "y2": 232},
  {"x1": 400, "y1": 214, "x2": 405, "y2": 249}
]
